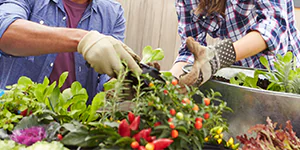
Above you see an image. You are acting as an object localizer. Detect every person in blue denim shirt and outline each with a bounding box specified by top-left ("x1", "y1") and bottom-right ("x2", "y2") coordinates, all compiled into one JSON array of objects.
[{"x1": 0, "y1": 0, "x2": 142, "y2": 104}]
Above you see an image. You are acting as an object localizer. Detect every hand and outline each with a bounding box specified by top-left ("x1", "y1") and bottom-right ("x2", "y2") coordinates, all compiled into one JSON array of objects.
[
  {"x1": 77, "y1": 31, "x2": 142, "y2": 77},
  {"x1": 179, "y1": 37, "x2": 236, "y2": 87}
]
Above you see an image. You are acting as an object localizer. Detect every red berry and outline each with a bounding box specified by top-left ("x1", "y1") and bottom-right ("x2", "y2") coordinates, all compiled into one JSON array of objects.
[
  {"x1": 204, "y1": 98, "x2": 211, "y2": 106},
  {"x1": 204, "y1": 113, "x2": 210, "y2": 120},
  {"x1": 138, "y1": 146, "x2": 146, "y2": 150},
  {"x1": 169, "y1": 123, "x2": 175, "y2": 129},
  {"x1": 131, "y1": 141, "x2": 140, "y2": 149},
  {"x1": 171, "y1": 130, "x2": 179, "y2": 138},
  {"x1": 20, "y1": 109, "x2": 28, "y2": 116},
  {"x1": 170, "y1": 109, "x2": 176, "y2": 116},
  {"x1": 194, "y1": 121, "x2": 203, "y2": 130},
  {"x1": 171, "y1": 79, "x2": 178, "y2": 86},
  {"x1": 57, "y1": 134, "x2": 63, "y2": 140},
  {"x1": 195, "y1": 117, "x2": 203, "y2": 123},
  {"x1": 154, "y1": 122, "x2": 161, "y2": 127},
  {"x1": 168, "y1": 118, "x2": 173, "y2": 122},
  {"x1": 163, "y1": 90, "x2": 168, "y2": 95}
]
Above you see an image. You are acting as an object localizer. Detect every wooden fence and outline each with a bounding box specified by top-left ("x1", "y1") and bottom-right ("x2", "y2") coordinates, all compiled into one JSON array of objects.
[{"x1": 116, "y1": 0, "x2": 181, "y2": 70}]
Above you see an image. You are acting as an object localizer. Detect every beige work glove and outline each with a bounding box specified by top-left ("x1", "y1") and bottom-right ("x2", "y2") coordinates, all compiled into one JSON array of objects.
[
  {"x1": 179, "y1": 37, "x2": 236, "y2": 87},
  {"x1": 77, "y1": 31, "x2": 142, "y2": 77}
]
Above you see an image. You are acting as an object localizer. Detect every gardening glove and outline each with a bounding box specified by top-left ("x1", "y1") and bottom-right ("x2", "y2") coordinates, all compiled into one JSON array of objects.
[
  {"x1": 78, "y1": 30, "x2": 142, "y2": 77},
  {"x1": 179, "y1": 37, "x2": 236, "y2": 87}
]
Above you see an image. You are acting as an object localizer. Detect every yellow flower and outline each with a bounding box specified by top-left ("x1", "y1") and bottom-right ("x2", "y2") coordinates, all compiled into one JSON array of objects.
[
  {"x1": 217, "y1": 139, "x2": 222, "y2": 144},
  {"x1": 204, "y1": 137, "x2": 209, "y2": 142},
  {"x1": 217, "y1": 127, "x2": 223, "y2": 134},
  {"x1": 214, "y1": 135, "x2": 219, "y2": 139},
  {"x1": 220, "y1": 133, "x2": 223, "y2": 139},
  {"x1": 228, "y1": 137, "x2": 234, "y2": 145}
]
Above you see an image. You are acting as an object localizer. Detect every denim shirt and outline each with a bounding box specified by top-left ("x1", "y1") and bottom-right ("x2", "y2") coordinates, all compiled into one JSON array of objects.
[{"x1": 0, "y1": 0, "x2": 125, "y2": 103}]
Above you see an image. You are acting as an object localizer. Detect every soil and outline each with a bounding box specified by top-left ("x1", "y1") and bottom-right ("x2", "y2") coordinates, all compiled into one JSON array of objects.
[{"x1": 212, "y1": 76, "x2": 271, "y2": 90}]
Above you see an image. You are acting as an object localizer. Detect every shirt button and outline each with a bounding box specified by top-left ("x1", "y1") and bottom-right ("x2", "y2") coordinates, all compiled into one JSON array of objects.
[
  {"x1": 39, "y1": 20, "x2": 44, "y2": 25},
  {"x1": 50, "y1": 63, "x2": 53, "y2": 67},
  {"x1": 79, "y1": 66, "x2": 82, "y2": 72},
  {"x1": 62, "y1": 16, "x2": 67, "y2": 21}
]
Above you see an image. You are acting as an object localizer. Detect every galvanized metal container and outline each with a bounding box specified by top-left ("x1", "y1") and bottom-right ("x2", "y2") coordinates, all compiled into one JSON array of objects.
[{"x1": 195, "y1": 67, "x2": 300, "y2": 139}]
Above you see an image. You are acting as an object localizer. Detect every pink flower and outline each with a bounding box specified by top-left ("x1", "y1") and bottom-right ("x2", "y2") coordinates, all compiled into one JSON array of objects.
[{"x1": 10, "y1": 126, "x2": 46, "y2": 146}]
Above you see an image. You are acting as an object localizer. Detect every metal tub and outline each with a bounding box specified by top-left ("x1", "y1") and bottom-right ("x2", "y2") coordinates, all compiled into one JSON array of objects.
[{"x1": 192, "y1": 67, "x2": 300, "y2": 138}]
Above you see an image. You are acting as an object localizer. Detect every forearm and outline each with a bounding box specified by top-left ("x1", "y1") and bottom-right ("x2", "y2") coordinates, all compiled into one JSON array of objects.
[
  {"x1": 0, "y1": 19, "x2": 88, "y2": 56},
  {"x1": 233, "y1": 31, "x2": 267, "y2": 61}
]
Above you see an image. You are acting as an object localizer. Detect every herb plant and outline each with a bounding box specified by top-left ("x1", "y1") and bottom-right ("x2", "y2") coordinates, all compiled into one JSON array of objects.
[{"x1": 230, "y1": 52, "x2": 300, "y2": 94}]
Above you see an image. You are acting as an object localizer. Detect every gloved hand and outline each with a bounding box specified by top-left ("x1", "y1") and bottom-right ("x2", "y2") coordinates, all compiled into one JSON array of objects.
[
  {"x1": 77, "y1": 31, "x2": 142, "y2": 77},
  {"x1": 179, "y1": 37, "x2": 236, "y2": 87}
]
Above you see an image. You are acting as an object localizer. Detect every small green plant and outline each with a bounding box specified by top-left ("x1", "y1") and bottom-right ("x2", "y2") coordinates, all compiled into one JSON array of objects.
[{"x1": 230, "y1": 51, "x2": 300, "y2": 94}]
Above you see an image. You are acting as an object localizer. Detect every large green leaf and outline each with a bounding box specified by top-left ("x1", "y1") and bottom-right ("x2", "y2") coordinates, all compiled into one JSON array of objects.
[
  {"x1": 14, "y1": 115, "x2": 40, "y2": 130},
  {"x1": 141, "y1": 46, "x2": 164, "y2": 63},
  {"x1": 17, "y1": 76, "x2": 33, "y2": 86},
  {"x1": 87, "y1": 92, "x2": 105, "y2": 123},
  {"x1": 58, "y1": 72, "x2": 69, "y2": 88}
]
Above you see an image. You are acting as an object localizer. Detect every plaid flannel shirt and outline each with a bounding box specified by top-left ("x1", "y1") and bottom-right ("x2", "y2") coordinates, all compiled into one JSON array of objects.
[{"x1": 175, "y1": 0, "x2": 300, "y2": 70}]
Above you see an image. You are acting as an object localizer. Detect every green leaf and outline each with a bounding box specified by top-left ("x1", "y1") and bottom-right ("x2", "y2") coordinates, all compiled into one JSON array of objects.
[
  {"x1": 114, "y1": 137, "x2": 133, "y2": 147},
  {"x1": 176, "y1": 126, "x2": 188, "y2": 133},
  {"x1": 27, "y1": 141, "x2": 68, "y2": 150},
  {"x1": 58, "y1": 72, "x2": 69, "y2": 88},
  {"x1": 70, "y1": 81, "x2": 82, "y2": 94},
  {"x1": 103, "y1": 121, "x2": 120, "y2": 128},
  {"x1": 45, "y1": 121, "x2": 61, "y2": 141},
  {"x1": 141, "y1": 46, "x2": 164, "y2": 63},
  {"x1": 87, "y1": 92, "x2": 105, "y2": 123},
  {"x1": 161, "y1": 71, "x2": 173, "y2": 77},
  {"x1": 14, "y1": 115, "x2": 40, "y2": 130},
  {"x1": 17, "y1": 76, "x2": 33, "y2": 86},
  {"x1": 192, "y1": 136, "x2": 202, "y2": 150},
  {"x1": 260, "y1": 56, "x2": 270, "y2": 71},
  {"x1": 283, "y1": 51, "x2": 293, "y2": 63},
  {"x1": 103, "y1": 79, "x2": 117, "y2": 91},
  {"x1": 154, "y1": 125, "x2": 169, "y2": 130},
  {"x1": 49, "y1": 87, "x2": 60, "y2": 111},
  {"x1": 61, "y1": 131, "x2": 89, "y2": 146},
  {"x1": 178, "y1": 132, "x2": 190, "y2": 143}
]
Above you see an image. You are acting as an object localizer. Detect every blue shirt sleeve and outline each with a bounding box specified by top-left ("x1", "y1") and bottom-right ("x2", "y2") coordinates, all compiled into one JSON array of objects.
[
  {"x1": 110, "y1": 4, "x2": 126, "y2": 42},
  {"x1": 0, "y1": 0, "x2": 31, "y2": 38}
]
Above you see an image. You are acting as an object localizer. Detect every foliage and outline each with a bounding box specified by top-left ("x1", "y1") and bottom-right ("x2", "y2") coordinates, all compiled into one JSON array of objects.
[
  {"x1": 140, "y1": 46, "x2": 164, "y2": 64},
  {"x1": 0, "y1": 46, "x2": 238, "y2": 149},
  {"x1": 230, "y1": 52, "x2": 300, "y2": 94},
  {"x1": 237, "y1": 117, "x2": 300, "y2": 150}
]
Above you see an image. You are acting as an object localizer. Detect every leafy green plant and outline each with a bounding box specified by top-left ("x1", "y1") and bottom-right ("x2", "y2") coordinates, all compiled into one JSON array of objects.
[
  {"x1": 230, "y1": 52, "x2": 300, "y2": 94},
  {"x1": 0, "y1": 45, "x2": 238, "y2": 149},
  {"x1": 140, "y1": 46, "x2": 164, "y2": 64}
]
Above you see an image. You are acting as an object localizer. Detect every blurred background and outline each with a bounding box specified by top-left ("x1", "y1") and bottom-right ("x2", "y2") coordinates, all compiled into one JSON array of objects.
[{"x1": 116, "y1": 0, "x2": 300, "y2": 70}]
